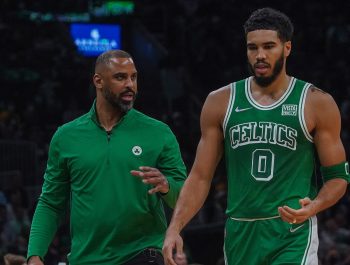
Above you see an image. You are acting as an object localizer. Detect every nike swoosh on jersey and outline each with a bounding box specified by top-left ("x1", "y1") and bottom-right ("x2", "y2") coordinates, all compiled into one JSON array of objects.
[
  {"x1": 235, "y1": 106, "x2": 252, "y2": 112},
  {"x1": 289, "y1": 224, "x2": 305, "y2": 233}
]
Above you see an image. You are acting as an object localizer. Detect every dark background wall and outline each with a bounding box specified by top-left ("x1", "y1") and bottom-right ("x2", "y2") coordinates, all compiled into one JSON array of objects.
[{"x1": 1, "y1": 1, "x2": 350, "y2": 264}]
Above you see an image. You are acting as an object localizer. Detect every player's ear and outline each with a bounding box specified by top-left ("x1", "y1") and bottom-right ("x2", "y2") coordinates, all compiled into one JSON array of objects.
[{"x1": 284, "y1": 41, "x2": 292, "y2": 57}]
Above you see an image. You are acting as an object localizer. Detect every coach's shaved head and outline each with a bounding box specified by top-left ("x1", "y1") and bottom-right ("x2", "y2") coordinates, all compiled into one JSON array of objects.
[{"x1": 95, "y1": 49, "x2": 133, "y2": 72}]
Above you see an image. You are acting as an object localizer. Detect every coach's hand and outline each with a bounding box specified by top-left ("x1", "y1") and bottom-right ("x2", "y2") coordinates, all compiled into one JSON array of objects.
[
  {"x1": 27, "y1": 256, "x2": 44, "y2": 265},
  {"x1": 131, "y1": 166, "x2": 169, "y2": 194},
  {"x1": 278, "y1": 197, "x2": 315, "y2": 224}
]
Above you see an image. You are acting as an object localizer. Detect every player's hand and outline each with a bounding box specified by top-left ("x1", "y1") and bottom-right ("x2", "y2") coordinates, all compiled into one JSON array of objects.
[
  {"x1": 27, "y1": 256, "x2": 44, "y2": 265},
  {"x1": 278, "y1": 197, "x2": 316, "y2": 224},
  {"x1": 131, "y1": 166, "x2": 169, "y2": 194},
  {"x1": 173, "y1": 252, "x2": 188, "y2": 265},
  {"x1": 163, "y1": 229, "x2": 184, "y2": 265}
]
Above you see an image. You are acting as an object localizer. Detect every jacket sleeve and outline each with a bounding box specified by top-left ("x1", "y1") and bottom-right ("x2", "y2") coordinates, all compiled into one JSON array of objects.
[
  {"x1": 157, "y1": 126, "x2": 187, "y2": 208},
  {"x1": 27, "y1": 128, "x2": 70, "y2": 260}
]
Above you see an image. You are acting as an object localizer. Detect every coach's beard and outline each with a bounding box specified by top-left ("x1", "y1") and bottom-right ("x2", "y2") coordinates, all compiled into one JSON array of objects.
[{"x1": 104, "y1": 88, "x2": 136, "y2": 113}]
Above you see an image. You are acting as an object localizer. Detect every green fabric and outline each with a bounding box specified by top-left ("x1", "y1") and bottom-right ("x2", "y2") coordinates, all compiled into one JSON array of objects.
[
  {"x1": 320, "y1": 161, "x2": 350, "y2": 183},
  {"x1": 224, "y1": 216, "x2": 318, "y2": 264},
  {"x1": 27, "y1": 102, "x2": 187, "y2": 264},
  {"x1": 223, "y1": 77, "x2": 316, "y2": 218}
]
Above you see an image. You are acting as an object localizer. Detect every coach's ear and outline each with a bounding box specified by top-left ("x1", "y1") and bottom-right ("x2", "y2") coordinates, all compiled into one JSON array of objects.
[{"x1": 93, "y1": 73, "x2": 103, "y2": 90}]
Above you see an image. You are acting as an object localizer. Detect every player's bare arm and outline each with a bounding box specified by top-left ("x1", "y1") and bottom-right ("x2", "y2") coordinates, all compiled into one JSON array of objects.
[
  {"x1": 278, "y1": 87, "x2": 348, "y2": 224},
  {"x1": 163, "y1": 86, "x2": 229, "y2": 265}
]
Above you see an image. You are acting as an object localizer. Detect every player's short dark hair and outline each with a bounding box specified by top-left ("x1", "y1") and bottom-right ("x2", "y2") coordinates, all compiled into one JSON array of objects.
[
  {"x1": 95, "y1": 49, "x2": 133, "y2": 71},
  {"x1": 243, "y1": 7, "x2": 294, "y2": 42}
]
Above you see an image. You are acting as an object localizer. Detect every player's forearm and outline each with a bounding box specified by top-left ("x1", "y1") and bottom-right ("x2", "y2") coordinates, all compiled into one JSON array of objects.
[
  {"x1": 168, "y1": 173, "x2": 211, "y2": 233},
  {"x1": 311, "y1": 178, "x2": 348, "y2": 215}
]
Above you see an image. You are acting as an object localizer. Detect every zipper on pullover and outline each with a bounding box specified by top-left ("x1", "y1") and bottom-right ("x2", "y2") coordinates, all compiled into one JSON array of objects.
[{"x1": 106, "y1": 130, "x2": 112, "y2": 142}]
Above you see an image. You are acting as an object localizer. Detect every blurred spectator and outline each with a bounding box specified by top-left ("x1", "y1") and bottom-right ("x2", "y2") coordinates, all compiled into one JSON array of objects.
[
  {"x1": 3, "y1": 253, "x2": 26, "y2": 265},
  {"x1": 0, "y1": 191, "x2": 15, "y2": 256}
]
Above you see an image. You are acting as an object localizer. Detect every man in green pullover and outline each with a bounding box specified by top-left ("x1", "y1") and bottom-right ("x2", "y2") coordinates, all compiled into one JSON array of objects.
[{"x1": 27, "y1": 49, "x2": 187, "y2": 265}]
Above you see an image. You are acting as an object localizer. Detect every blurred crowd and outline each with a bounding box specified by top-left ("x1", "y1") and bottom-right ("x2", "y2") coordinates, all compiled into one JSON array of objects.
[{"x1": 1, "y1": 0, "x2": 350, "y2": 264}]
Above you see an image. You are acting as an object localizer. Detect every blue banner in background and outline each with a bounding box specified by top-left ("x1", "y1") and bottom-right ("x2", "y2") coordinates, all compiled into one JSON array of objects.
[{"x1": 70, "y1": 23, "x2": 121, "y2": 57}]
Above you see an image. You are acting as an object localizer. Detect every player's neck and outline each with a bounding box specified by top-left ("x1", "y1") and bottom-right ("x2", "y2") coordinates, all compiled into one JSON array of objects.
[
  {"x1": 252, "y1": 73, "x2": 290, "y2": 96},
  {"x1": 251, "y1": 73, "x2": 291, "y2": 105}
]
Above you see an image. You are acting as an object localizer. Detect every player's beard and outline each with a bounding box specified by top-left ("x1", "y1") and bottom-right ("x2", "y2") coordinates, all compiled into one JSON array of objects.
[
  {"x1": 103, "y1": 87, "x2": 136, "y2": 113},
  {"x1": 248, "y1": 51, "x2": 284, "y2": 87}
]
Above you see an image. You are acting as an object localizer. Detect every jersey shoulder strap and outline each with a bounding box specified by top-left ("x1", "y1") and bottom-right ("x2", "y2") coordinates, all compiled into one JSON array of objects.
[{"x1": 223, "y1": 78, "x2": 248, "y2": 135}]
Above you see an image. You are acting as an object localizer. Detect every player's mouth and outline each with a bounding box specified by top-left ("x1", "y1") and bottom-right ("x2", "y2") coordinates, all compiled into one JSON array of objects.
[{"x1": 254, "y1": 63, "x2": 270, "y2": 75}]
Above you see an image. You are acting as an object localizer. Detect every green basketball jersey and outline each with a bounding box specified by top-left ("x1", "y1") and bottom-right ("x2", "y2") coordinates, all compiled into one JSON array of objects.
[{"x1": 223, "y1": 77, "x2": 316, "y2": 218}]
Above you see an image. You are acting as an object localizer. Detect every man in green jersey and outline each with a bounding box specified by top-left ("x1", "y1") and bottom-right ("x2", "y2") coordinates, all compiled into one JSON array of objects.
[
  {"x1": 27, "y1": 50, "x2": 187, "y2": 265},
  {"x1": 163, "y1": 7, "x2": 349, "y2": 265}
]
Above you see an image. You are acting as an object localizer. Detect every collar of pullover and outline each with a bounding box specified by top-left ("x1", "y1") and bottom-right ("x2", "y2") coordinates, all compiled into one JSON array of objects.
[{"x1": 87, "y1": 99, "x2": 135, "y2": 128}]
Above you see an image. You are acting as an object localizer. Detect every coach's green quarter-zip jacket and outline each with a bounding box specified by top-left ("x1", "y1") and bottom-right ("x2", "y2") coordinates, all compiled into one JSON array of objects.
[{"x1": 28, "y1": 102, "x2": 187, "y2": 264}]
